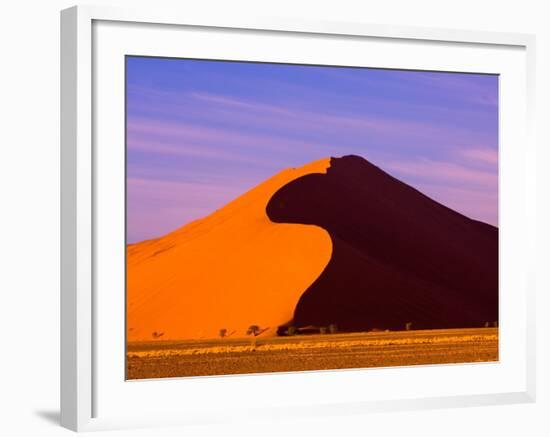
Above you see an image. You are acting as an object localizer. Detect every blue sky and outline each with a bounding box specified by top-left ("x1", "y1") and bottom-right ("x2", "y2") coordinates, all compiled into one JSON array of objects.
[{"x1": 126, "y1": 56, "x2": 498, "y2": 243}]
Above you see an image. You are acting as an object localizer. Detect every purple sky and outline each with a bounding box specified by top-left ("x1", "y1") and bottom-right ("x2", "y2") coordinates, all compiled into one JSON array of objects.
[{"x1": 126, "y1": 57, "x2": 498, "y2": 243}]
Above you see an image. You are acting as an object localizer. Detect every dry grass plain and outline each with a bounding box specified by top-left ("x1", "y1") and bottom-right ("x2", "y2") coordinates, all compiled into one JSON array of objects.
[{"x1": 126, "y1": 327, "x2": 498, "y2": 380}]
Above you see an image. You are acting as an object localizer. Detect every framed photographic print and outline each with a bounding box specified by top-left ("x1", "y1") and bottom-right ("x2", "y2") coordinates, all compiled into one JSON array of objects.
[{"x1": 61, "y1": 5, "x2": 536, "y2": 432}]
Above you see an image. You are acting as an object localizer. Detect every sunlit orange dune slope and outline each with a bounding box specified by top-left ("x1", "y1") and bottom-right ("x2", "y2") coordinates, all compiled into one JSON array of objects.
[{"x1": 127, "y1": 158, "x2": 332, "y2": 341}]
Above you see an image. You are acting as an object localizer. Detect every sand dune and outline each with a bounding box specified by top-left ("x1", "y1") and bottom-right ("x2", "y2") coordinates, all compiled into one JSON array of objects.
[
  {"x1": 127, "y1": 158, "x2": 332, "y2": 341},
  {"x1": 128, "y1": 154, "x2": 498, "y2": 342}
]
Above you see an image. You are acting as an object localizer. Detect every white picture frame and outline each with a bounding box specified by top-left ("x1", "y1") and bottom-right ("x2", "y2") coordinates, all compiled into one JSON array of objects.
[{"x1": 60, "y1": 4, "x2": 536, "y2": 432}]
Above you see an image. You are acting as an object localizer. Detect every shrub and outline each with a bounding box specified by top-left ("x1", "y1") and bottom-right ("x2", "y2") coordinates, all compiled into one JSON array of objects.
[
  {"x1": 405, "y1": 322, "x2": 412, "y2": 331},
  {"x1": 328, "y1": 323, "x2": 338, "y2": 334},
  {"x1": 219, "y1": 328, "x2": 227, "y2": 338},
  {"x1": 287, "y1": 326, "x2": 297, "y2": 336},
  {"x1": 320, "y1": 327, "x2": 328, "y2": 335}
]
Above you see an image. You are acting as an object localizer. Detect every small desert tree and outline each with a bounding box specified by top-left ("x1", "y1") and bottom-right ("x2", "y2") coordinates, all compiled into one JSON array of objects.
[
  {"x1": 328, "y1": 323, "x2": 338, "y2": 334},
  {"x1": 405, "y1": 322, "x2": 413, "y2": 331},
  {"x1": 219, "y1": 328, "x2": 227, "y2": 338},
  {"x1": 247, "y1": 325, "x2": 261, "y2": 336}
]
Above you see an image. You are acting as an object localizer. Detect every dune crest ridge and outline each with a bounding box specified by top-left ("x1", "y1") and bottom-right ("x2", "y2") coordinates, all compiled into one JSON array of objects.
[{"x1": 127, "y1": 158, "x2": 332, "y2": 341}]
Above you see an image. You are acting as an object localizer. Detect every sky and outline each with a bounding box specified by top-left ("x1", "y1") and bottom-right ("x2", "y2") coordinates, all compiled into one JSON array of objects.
[{"x1": 126, "y1": 56, "x2": 498, "y2": 243}]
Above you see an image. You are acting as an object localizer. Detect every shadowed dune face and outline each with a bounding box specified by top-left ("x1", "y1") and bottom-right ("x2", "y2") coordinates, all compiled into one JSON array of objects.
[{"x1": 266, "y1": 155, "x2": 498, "y2": 331}]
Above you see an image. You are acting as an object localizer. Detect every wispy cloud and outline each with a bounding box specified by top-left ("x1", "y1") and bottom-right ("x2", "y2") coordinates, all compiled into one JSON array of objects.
[
  {"x1": 127, "y1": 117, "x2": 330, "y2": 161},
  {"x1": 386, "y1": 158, "x2": 497, "y2": 190},
  {"x1": 134, "y1": 91, "x2": 495, "y2": 150},
  {"x1": 455, "y1": 147, "x2": 499, "y2": 166},
  {"x1": 384, "y1": 157, "x2": 497, "y2": 225},
  {"x1": 127, "y1": 177, "x2": 243, "y2": 242},
  {"x1": 397, "y1": 72, "x2": 499, "y2": 107}
]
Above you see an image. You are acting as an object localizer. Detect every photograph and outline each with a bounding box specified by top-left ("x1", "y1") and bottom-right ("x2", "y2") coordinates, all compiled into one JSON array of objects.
[{"x1": 125, "y1": 56, "x2": 499, "y2": 380}]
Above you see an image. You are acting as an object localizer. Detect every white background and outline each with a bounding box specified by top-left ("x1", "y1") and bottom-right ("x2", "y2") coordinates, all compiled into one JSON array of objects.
[{"x1": 0, "y1": 0, "x2": 548, "y2": 436}]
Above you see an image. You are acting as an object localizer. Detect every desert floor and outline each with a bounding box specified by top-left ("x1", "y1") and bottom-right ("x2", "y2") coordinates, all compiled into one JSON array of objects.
[{"x1": 126, "y1": 327, "x2": 498, "y2": 380}]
